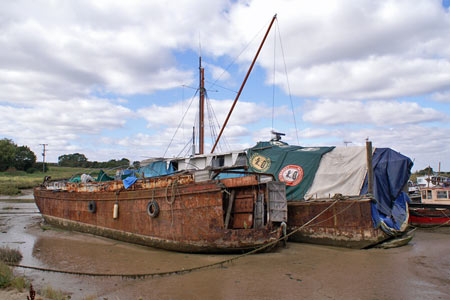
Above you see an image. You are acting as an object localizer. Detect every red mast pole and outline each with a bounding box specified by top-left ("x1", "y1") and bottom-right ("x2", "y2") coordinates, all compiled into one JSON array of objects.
[
  {"x1": 211, "y1": 14, "x2": 277, "y2": 153},
  {"x1": 199, "y1": 57, "x2": 205, "y2": 154}
]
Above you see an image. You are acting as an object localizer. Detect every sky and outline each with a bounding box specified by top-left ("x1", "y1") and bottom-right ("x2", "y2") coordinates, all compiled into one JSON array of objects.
[{"x1": 1, "y1": 0, "x2": 450, "y2": 171}]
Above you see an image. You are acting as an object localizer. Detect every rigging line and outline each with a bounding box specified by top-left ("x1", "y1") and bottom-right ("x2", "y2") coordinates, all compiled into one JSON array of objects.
[
  {"x1": 205, "y1": 93, "x2": 224, "y2": 153},
  {"x1": 205, "y1": 80, "x2": 237, "y2": 94},
  {"x1": 205, "y1": 96, "x2": 217, "y2": 150},
  {"x1": 271, "y1": 24, "x2": 277, "y2": 130},
  {"x1": 276, "y1": 19, "x2": 300, "y2": 145},
  {"x1": 207, "y1": 94, "x2": 231, "y2": 152},
  {"x1": 208, "y1": 19, "x2": 272, "y2": 90},
  {"x1": 176, "y1": 136, "x2": 193, "y2": 158},
  {"x1": 182, "y1": 85, "x2": 185, "y2": 140},
  {"x1": 181, "y1": 84, "x2": 198, "y2": 90},
  {"x1": 163, "y1": 89, "x2": 199, "y2": 157}
]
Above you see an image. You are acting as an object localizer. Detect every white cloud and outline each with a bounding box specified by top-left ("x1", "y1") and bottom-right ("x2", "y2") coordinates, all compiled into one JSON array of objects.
[
  {"x1": 303, "y1": 99, "x2": 446, "y2": 126},
  {"x1": 431, "y1": 91, "x2": 450, "y2": 102}
]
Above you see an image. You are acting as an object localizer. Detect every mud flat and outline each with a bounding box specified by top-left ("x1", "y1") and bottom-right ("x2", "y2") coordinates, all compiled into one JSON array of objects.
[{"x1": 0, "y1": 200, "x2": 449, "y2": 300}]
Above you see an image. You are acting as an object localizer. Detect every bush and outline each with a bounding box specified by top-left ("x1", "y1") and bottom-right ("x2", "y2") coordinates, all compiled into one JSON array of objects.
[
  {"x1": 34, "y1": 162, "x2": 49, "y2": 172},
  {"x1": 26, "y1": 167, "x2": 38, "y2": 174}
]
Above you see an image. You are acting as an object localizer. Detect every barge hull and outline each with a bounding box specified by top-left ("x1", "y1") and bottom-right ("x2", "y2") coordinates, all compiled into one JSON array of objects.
[{"x1": 287, "y1": 199, "x2": 387, "y2": 248}]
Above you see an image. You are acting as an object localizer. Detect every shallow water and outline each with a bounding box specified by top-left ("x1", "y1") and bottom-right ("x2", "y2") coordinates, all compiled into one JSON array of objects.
[{"x1": 1, "y1": 200, "x2": 449, "y2": 300}]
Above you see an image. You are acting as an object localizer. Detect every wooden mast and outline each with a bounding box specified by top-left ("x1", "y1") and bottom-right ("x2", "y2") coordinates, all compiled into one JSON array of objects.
[
  {"x1": 211, "y1": 14, "x2": 277, "y2": 153},
  {"x1": 199, "y1": 57, "x2": 205, "y2": 154}
]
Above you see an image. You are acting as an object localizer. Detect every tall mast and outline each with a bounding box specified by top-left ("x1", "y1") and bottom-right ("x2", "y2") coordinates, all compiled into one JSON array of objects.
[
  {"x1": 199, "y1": 57, "x2": 205, "y2": 154},
  {"x1": 211, "y1": 14, "x2": 277, "y2": 153}
]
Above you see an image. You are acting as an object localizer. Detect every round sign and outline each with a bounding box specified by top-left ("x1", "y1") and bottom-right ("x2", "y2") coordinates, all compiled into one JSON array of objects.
[
  {"x1": 249, "y1": 153, "x2": 271, "y2": 172},
  {"x1": 278, "y1": 165, "x2": 304, "y2": 186}
]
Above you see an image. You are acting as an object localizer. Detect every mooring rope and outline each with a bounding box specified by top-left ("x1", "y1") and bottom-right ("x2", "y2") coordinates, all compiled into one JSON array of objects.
[{"x1": 7, "y1": 200, "x2": 339, "y2": 279}]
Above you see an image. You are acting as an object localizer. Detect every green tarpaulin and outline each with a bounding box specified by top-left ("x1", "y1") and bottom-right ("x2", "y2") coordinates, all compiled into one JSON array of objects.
[
  {"x1": 247, "y1": 141, "x2": 334, "y2": 201},
  {"x1": 96, "y1": 170, "x2": 114, "y2": 182}
]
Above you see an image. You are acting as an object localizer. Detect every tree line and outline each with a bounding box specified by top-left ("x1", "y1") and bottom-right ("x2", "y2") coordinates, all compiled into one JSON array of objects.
[
  {"x1": 0, "y1": 138, "x2": 136, "y2": 172},
  {"x1": 58, "y1": 153, "x2": 135, "y2": 169}
]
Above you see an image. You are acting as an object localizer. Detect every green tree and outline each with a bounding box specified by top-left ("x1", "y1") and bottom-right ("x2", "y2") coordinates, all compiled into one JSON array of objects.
[
  {"x1": 58, "y1": 153, "x2": 88, "y2": 167},
  {"x1": 14, "y1": 146, "x2": 36, "y2": 171},
  {"x1": 0, "y1": 139, "x2": 17, "y2": 171}
]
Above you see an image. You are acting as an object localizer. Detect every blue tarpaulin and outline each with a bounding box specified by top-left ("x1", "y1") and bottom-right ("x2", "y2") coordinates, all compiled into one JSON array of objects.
[
  {"x1": 123, "y1": 175, "x2": 138, "y2": 189},
  {"x1": 360, "y1": 148, "x2": 413, "y2": 233},
  {"x1": 138, "y1": 161, "x2": 174, "y2": 178}
]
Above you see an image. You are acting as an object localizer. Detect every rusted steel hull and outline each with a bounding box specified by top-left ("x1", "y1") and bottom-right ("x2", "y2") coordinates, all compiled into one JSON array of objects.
[
  {"x1": 409, "y1": 203, "x2": 450, "y2": 227},
  {"x1": 287, "y1": 199, "x2": 388, "y2": 249},
  {"x1": 34, "y1": 175, "x2": 285, "y2": 253}
]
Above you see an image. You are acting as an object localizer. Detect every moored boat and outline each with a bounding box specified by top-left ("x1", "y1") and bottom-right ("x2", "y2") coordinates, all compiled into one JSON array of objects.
[
  {"x1": 34, "y1": 168, "x2": 288, "y2": 253},
  {"x1": 409, "y1": 186, "x2": 450, "y2": 227},
  {"x1": 246, "y1": 139, "x2": 413, "y2": 248}
]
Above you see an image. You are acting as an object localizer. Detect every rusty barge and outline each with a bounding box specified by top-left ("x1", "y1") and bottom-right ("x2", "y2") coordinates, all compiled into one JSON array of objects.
[
  {"x1": 246, "y1": 138, "x2": 413, "y2": 249},
  {"x1": 34, "y1": 170, "x2": 287, "y2": 253}
]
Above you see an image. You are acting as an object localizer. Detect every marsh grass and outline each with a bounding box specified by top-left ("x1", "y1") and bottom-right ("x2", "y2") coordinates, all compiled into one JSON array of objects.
[
  {"x1": 41, "y1": 285, "x2": 71, "y2": 300},
  {"x1": 0, "y1": 247, "x2": 22, "y2": 264},
  {"x1": 0, "y1": 262, "x2": 13, "y2": 288}
]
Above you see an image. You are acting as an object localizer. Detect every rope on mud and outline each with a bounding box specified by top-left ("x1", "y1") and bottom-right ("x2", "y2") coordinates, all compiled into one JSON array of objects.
[{"x1": 7, "y1": 200, "x2": 339, "y2": 279}]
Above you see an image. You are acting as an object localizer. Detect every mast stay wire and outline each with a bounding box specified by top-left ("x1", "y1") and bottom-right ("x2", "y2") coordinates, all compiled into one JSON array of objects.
[
  {"x1": 271, "y1": 23, "x2": 277, "y2": 131},
  {"x1": 276, "y1": 19, "x2": 300, "y2": 145},
  {"x1": 208, "y1": 19, "x2": 272, "y2": 91},
  {"x1": 176, "y1": 135, "x2": 193, "y2": 158},
  {"x1": 163, "y1": 89, "x2": 199, "y2": 157},
  {"x1": 205, "y1": 93, "x2": 231, "y2": 153},
  {"x1": 206, "y1": 93, "x2": 231, "y2": 153}
]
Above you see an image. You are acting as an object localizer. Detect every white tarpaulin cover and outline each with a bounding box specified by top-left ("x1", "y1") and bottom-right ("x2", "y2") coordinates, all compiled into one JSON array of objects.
[{"x1": 305, "y1": 146, "x2": 369, "y2": 199}]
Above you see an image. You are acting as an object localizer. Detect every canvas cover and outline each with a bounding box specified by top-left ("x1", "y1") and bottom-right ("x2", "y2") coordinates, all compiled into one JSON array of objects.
[
  {"x1": 360, "y1": 148, "x2": 413, "y2": 231},
  {"x1": 247, "y1": 141, "x2": 334, "y2": 200},
  {"x1": 305, "y1": 146, "x2": 368, "y2": 199}
]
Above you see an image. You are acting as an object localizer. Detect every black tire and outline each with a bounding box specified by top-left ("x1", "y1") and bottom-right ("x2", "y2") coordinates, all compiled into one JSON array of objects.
[
  {"x1": 147, "y1": 200, "x2": 159, "y2": 218},
  {"x1": 88, "y1": 200, "x2": 96, "y2": 213}
]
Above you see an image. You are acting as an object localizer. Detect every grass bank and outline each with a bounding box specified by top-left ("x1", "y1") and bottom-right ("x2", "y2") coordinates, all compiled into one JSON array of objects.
[{"x1": 0, "y1": 166, "x2": 110, "y2": 195}]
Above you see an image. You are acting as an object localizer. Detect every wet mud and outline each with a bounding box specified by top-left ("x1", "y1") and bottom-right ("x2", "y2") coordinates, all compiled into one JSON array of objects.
[{"x1": 1, "y1": 200, "x2": 449, "y2": 300}]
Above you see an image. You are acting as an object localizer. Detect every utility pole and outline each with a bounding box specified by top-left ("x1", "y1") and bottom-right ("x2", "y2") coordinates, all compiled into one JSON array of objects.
[{"x1": 39, "y1": 144, "x2": 48, "y2": 173}]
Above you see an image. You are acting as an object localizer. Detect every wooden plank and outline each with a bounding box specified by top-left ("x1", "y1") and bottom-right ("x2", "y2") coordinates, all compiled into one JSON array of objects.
[
  {"x1": 224, "y1": 190, "x2": 235, "y2": 229},
  {"x1": 232, "y1": 213, "x2": 253, "y2": 229}
]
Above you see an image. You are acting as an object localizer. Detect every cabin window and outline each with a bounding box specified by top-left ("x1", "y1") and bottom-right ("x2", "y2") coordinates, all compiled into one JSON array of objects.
[
  {"x1": 437, "y1": 191, "x2": 448, "y2": 199},
  {"x1": 427, "y1": 190, "x2": 432, "y2": 199},
  {"x1": 422, "y1": 191, "x2": 427, "y2": 199},
  {"x1": 212, "y1": 155, "x2": 225, "y2": 168},
  {"x1": 234, "y1": 153, "x2": 248, "y2": 167},
  {"x1": 170, "y1": 161, "x2": 178, "y2": 171}
]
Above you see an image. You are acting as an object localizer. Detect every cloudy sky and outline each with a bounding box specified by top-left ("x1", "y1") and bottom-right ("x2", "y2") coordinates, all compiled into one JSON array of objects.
[{"x1": 1, "y1": 0, "x2": 450, "y2": 171}]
